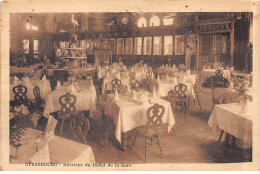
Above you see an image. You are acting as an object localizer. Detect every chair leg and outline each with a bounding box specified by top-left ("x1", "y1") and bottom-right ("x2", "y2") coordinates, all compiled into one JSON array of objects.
[
  {"x1": 59, "y1": 120, "x2": 64, "y2": 137},
  {"x1": 131, "y1": 132, "x2": 138, "y2": 149},
  {"x1": 218, "y1": 130, "x2": 224, "y2": 142},
  {"x1": 104, "y1": 128, "x2": 109, "y2": 147},
  {"x1": 150, "y1": 137, "x2": 153, "y2": 145},
  {"x1": 172, "y1": 128, "x2": 176, "y2": 136},
  {"x1": 145, "y1": 136, "x2": 149, "y2": 163},
  {"x1": 232, "y1": 136, "x2": 236, "y2": 147},
  {"x1": 197, "y1": 95, "x2": 201, "y2": 109},
  {"x1": 156, "y1": 135, "x2": 163, "y2": 159},
  {"x1": 70, "y1": 120, "x2": 77, "y2": 140}
]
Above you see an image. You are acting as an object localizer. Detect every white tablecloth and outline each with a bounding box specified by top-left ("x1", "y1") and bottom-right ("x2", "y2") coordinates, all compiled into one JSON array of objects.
[
  {"x1": 208, "y1": 103, "x2": 252, "y2": 145},
  {"x1": 10, "y1": 128, "x2": 95, "y2": 164},
  {"x1": 43, "y1": 85, "x2": 97, "y2": 117},
  {"x1": 201, "y1": 69, "x2": 231, "y2": 82},
  {"x1": 150, "y1": 80, "x2": 195, "y2": 98},
  {"x1": 104, "y1": 92, "x2": 175, "y2": 143},
  {"x1": 10, "y1": 79, "x2": 52, "y2": 101}
]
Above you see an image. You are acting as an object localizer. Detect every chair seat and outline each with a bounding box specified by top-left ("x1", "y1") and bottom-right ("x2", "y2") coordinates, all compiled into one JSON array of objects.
[{"x1": 136, "y1": 125, "x2": 164, "y2": 137}]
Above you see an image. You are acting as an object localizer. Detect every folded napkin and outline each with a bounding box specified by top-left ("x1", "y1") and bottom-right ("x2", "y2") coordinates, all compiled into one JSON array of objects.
[
  {"x1": 152, "y1": 86, "x2": 157, "y2": 97},
  {"x1": 186, "y1": 69, "x2": 190, "y2": 76},
  {"x1": 67, "y1": 83, "x2": 77, "y2": 93},
  {"x1": 13, "y1": 76, "x2": 19, "y2": 84},
  {"x1": 56, "y1": 80, "x2": 61, "y2": 90},
  {"x1": 114, "y1": 88, "x2": 119, "y2": 100},
  {"x1": 42, "y1": 75, "x2": 47, "y2": 80},
  {"x1": 157, "y1": 74, "x2": 160, "y2": 82}
]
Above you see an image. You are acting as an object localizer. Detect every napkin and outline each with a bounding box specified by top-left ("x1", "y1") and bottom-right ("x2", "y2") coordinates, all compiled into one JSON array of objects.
[
  {"x1": 151, "y1": 71, "x2": 154, "y2": 79},
  {"x1": 127, "y1": 85, "x2": 131, "y2": 94},
  {"x1": 13, "y1": 76, "x2": 19, "y2": 84},
  {"x1": 152, "y1": 86, "x2": 157, "y2": 97},
  {"x1": 203, "y1": 66, "x2": 206, "y2": 70},
  {"x1": 166, "y1": 74, "x2": 170, "y2": 81},
  {"x1": 187, "y1": 69, "x2": 190, "y2": 76},
  {"x1": 114, "y1": 87, "x2": 119, "y2": 100},
  {"x1": 42, "y1": 75, "x2": 47, "y2": 80},
  {"x1": 132, "y1": 89, "x2": 136, "y2": 99},
  {"x1": 157, "y1": 74, "x2": 160, "y2": 82},
  {"x1": 131, "y1": 67, "x2": 134, "y2": 72},
  {"x1": 56, "y1": 80, "x2": 61, "y2": 90},
  {"x1": 68, "y1": 83, "x2": 77, "y2": 93}
]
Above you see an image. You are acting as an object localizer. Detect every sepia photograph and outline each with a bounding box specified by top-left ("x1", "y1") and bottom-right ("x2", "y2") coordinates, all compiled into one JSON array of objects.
[{"x1": 1, "y1": 0, "x2": 260, "y2": 171}]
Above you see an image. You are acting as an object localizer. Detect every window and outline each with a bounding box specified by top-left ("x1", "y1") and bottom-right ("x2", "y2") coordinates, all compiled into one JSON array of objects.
[
  {"x1": 117, "y1": 38, "x2": 124, "y2": 55},
  {"x1": 175, "y1": 35, "x2": 184, "y2": 55},
  {"x1": 150, "y1": 16, "x2": 160, "y2": 27},
  {"x1": 33, "y1": 40, "x2": 39, "y2": 54},
  {"x1": 86, "y1": 40, "x2": 94, "y2": 55},
  {"x1": 26, "y1": 22, "x2": 39, "y2": 31},
  {"x1": 163, "y1": 36, "x2": 173, "y2": 55},
  {"x1": 108, "y1": 39, "x2": 116, "y2": 55},
  {"x1": 137, "y1": 17, "x2": 147, "y2": 27},
  {"x1": 163, "y1": 17, "x2": 175, "y2": 25},
  {"x1": 199, "y1": 35, "x2": 213, "y2": 55},
  {"x1": 23, "y1": 40, "x2": 29, "y2": 54},
  {"x1": 134, "y1": 37, "x2": 142, "y2": 55},
  {"x1": 125, "y1": 38, "x2": 133, "y2": 55},
  {"x1": 31, "y1": 25, "x2": 39, "y2": 30},
  {"x1": 143, "y1": 37, "x2": 152, "y2": 55},
  {"x1": 153, "y1": 36, "x2": 162, "y2": 55}
]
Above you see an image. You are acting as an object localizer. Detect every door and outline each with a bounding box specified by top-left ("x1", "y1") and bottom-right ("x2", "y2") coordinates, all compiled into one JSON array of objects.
[{"x1": 199, "y1": 33, "x2": 230, "y2": 68}]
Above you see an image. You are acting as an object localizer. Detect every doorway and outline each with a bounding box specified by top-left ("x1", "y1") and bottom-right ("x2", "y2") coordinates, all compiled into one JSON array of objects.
[{"x1": 199, "y1": 33, "x2": 230, "y2": 68}]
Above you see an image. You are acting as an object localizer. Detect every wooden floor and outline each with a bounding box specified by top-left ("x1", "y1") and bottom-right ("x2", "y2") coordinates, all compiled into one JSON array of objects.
[{"x1": 37, "y1": 86, "x2": 252, "y2": 163}]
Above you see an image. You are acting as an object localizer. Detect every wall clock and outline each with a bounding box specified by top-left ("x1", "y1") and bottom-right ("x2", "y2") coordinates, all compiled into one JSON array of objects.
[{"x1": 116, "y1": 13, "x2": 132, "y2": 30}]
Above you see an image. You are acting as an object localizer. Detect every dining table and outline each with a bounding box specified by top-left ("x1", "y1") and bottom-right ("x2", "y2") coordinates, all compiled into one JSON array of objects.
[
  {"x1": 201, "y1": 68, "x2": 231, "y2": 82},
  {"x1": 43, "y1": 81, "x2": 97, "y2": 118},
  {"x1": 10, "y1": 128, "x2": 95, "y2": 164},
  {"x1": 208, "y1": 102, "x2": 252, "y2": 145},
  {"x1": 104, "y1": 90, "x2": 175, "y2": 149},
  {"x1": 10, "y1": 78, "x2": 52, "y2": 101},
  {"x1": 149, "y1": 76, "x2": 196, "y2": 98}
]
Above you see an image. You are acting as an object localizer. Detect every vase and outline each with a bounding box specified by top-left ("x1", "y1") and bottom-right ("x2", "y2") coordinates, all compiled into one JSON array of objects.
[{"x1": 239, "y1": 95, "x2": 249, "y2": 116}]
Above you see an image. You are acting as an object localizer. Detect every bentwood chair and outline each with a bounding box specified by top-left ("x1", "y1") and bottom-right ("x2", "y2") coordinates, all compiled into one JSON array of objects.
[
  {"x1": 174, "y1": 83, "x2": 188, "y2": 117},
  {"x1": 33, "y1": 85, "x2": 45, "y2": 109},
  {"x1": 131, "y1": 103, "x2": 165, "y2": 163},
  {"x1": 194, "y1": 75, "x2": 203, "y2": 109},
  {"x1": 12, "y1": 84, "x2": 29, "y2": 106},
  {"x1": 111, "y1": 78, "x2": 122, "y2": 92},
  {"x1": 58, "y1": 93, "x2": 90, "y2": 144}
]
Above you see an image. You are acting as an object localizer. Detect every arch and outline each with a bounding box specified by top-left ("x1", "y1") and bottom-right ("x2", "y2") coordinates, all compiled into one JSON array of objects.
[
  {"x1": 137, "y1": 17, "x2": 147, "y2": 27},
  {"x1": 150, "y1": 16, "x2": 160, "y2": 27}
]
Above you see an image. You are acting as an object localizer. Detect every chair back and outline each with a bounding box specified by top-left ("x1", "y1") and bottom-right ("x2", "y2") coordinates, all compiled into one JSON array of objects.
[
  {"x1": 218, "y1": 93, "x2": 233, "y2": 104},
  {"x1": 111, "y1": 78, "x2": 122, "y2": 92},
  {"x1": 33, "y1": 85, "x2": 42, "y2": 106},
  {"x1": 194, "y1": 75, "x2": 203, "y2": 94},
  {"x1": 13, "y1": 84, "x2": 28, "y2": 104},
  {"x1": 174, "y1": 83, "x2": 187, "y2": 99},
  {"x1": 167, "y1": 90, "x2": 176, "y2": 103},
  {"x1": 215, "y1": 69, "x2": 224, "y2": 78},
  {"x1": 146, "y1": 103, "x2": 165, "y2": 133},
  {"x1": 58, "y1": 93, "x2": 77, "y2": 120},
  {"x1": 146, "y1": 71, "x2": 153, "y2": 79}
]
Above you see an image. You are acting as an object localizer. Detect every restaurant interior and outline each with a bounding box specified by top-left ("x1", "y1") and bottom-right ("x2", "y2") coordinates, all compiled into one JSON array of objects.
[{"x1": 9, "y1": 12, "x2": 253, "y2": 164}]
